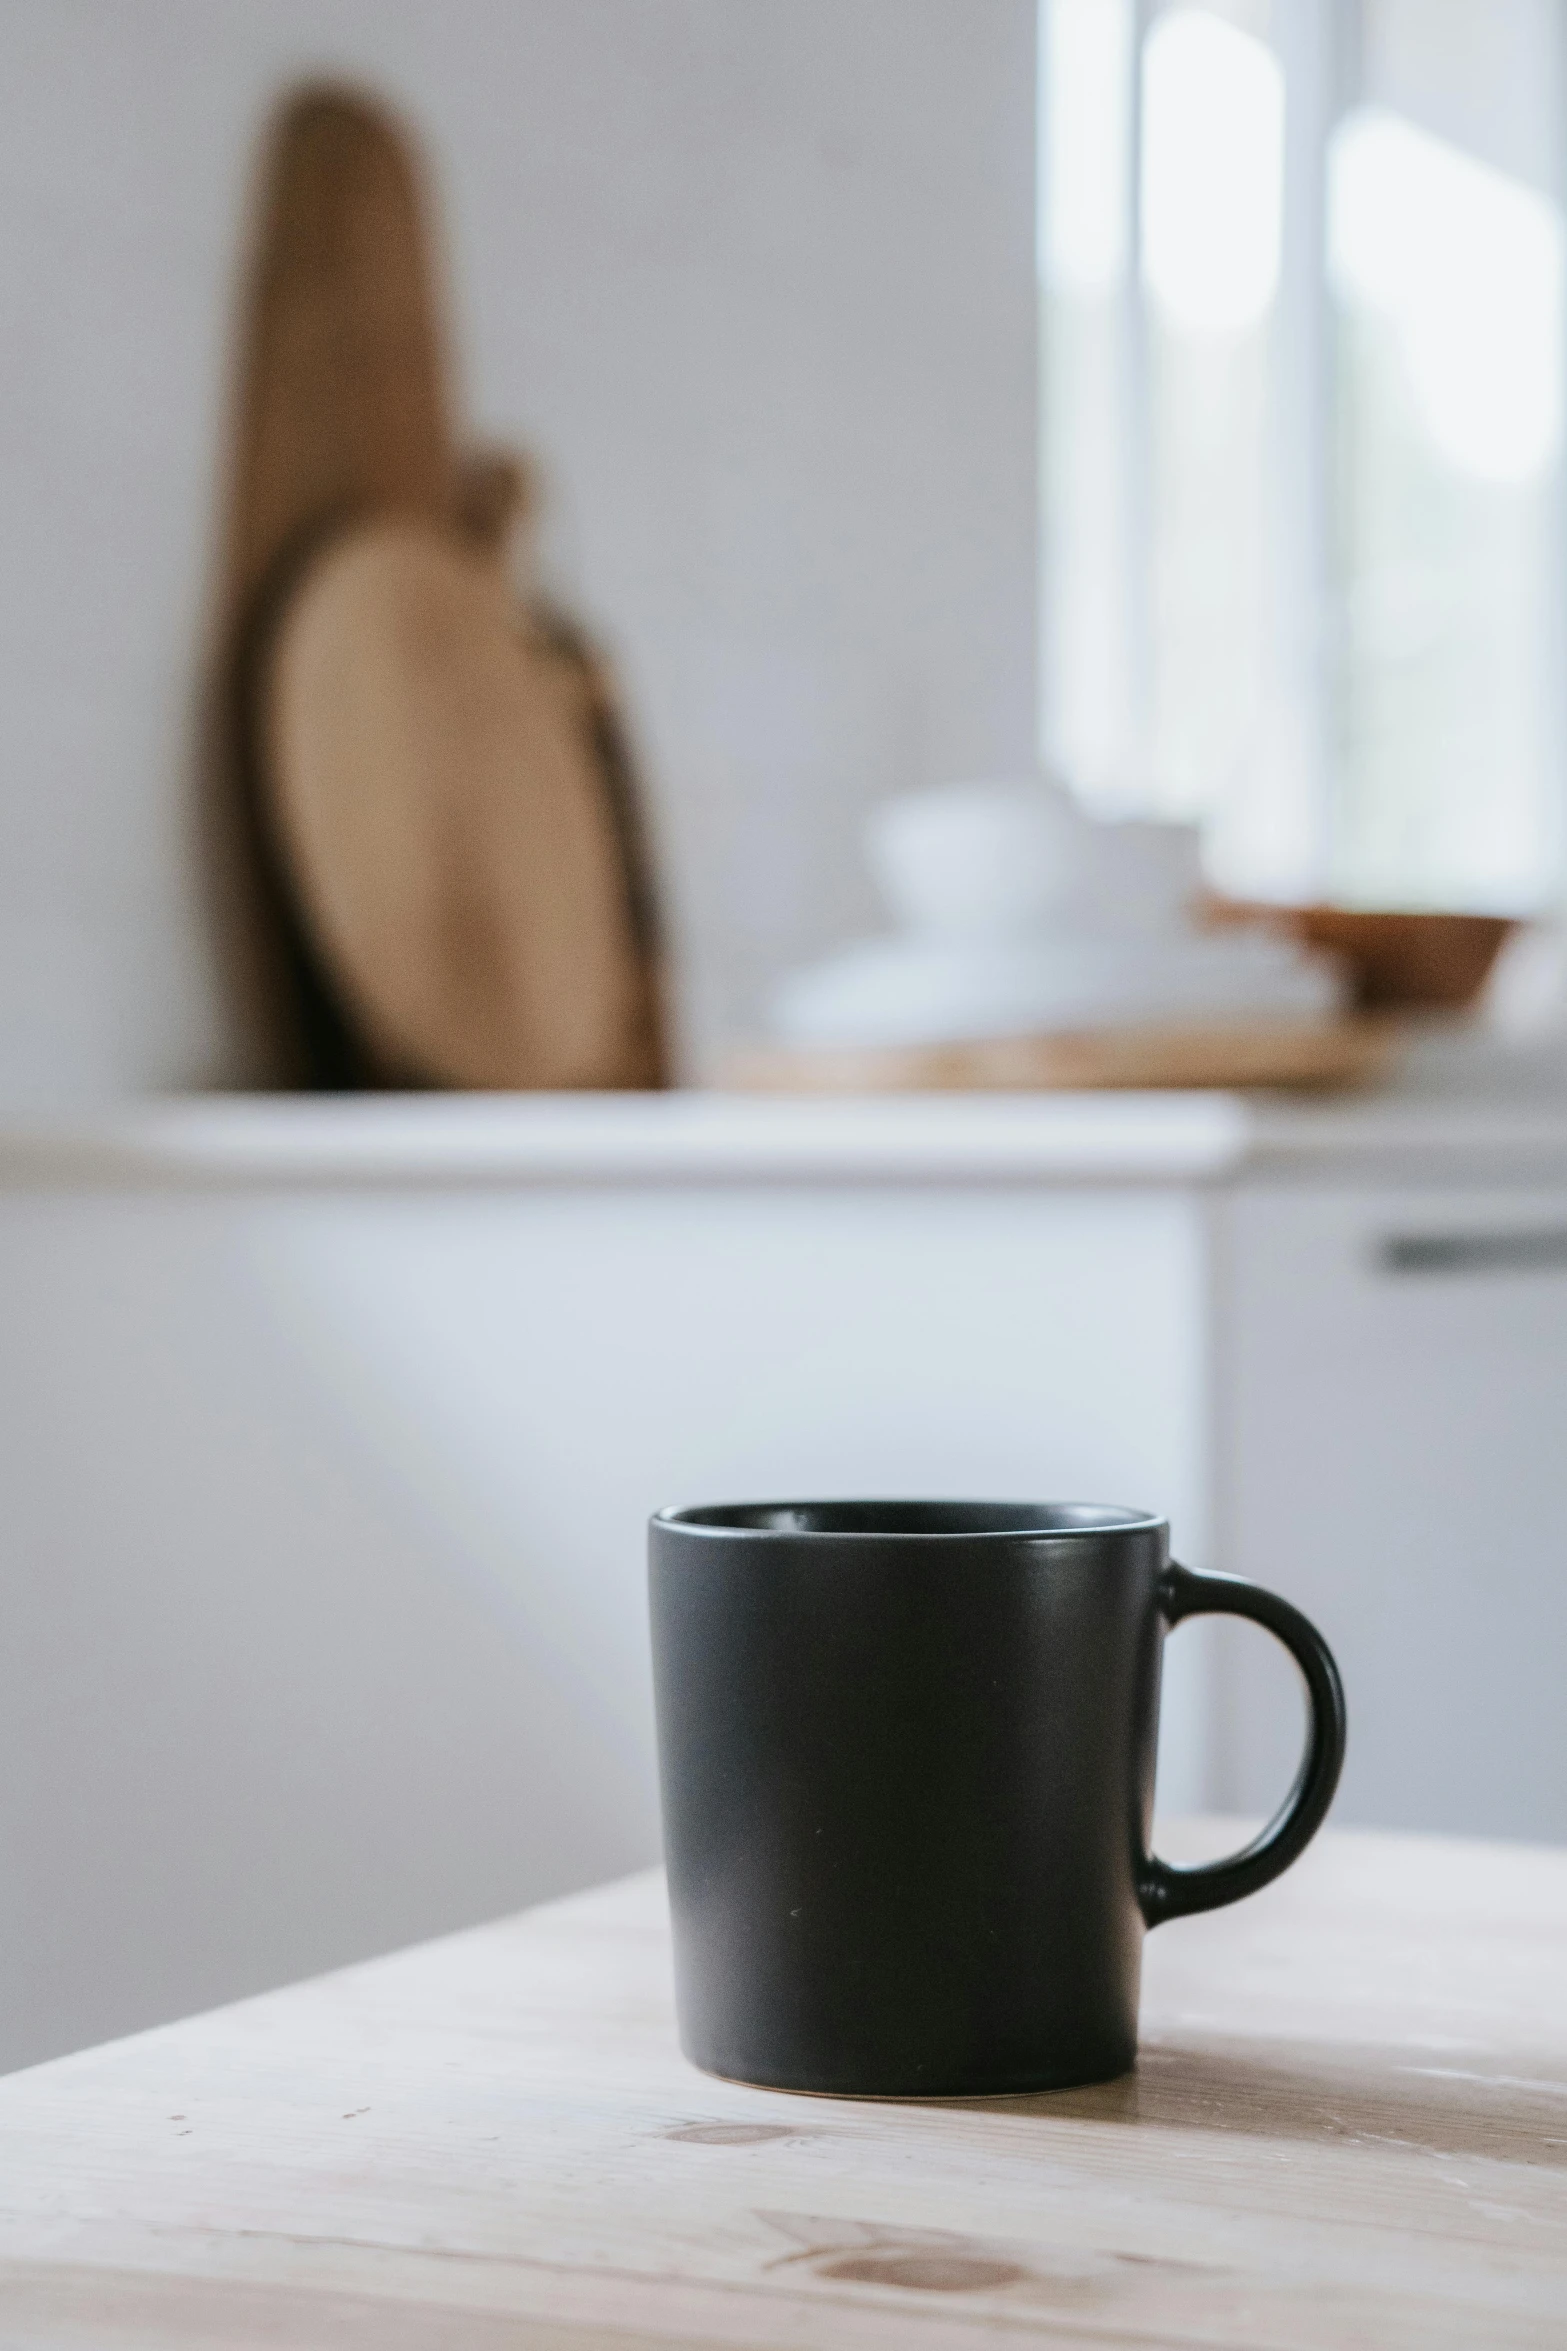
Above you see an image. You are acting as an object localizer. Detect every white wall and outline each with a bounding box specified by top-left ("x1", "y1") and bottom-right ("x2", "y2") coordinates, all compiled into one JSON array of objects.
[{"x1": 0, "y1": 0, "x2": 1038, "y2": 1093}]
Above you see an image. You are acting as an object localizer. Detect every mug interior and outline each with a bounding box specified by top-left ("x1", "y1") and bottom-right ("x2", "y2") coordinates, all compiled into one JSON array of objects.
[{"x1": 656, "y1": 1500, "x2": 1161, "y2": 1538}]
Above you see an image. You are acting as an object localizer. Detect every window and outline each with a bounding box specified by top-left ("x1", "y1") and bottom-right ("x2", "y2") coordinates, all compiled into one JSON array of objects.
[{"x1": 1039, "y1": 0, "x2": 1567, "y2": 913}]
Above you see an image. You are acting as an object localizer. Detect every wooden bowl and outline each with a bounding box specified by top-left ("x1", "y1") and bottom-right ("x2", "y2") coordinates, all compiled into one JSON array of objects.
[{"x1": 1207, "y1": 904, "x2": 1516, "y2": 1012}]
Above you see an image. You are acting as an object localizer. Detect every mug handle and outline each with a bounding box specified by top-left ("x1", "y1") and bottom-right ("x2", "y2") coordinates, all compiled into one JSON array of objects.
[{"x1": 1139, "y1": 1562, "x2": 1347, "y2": 1927}]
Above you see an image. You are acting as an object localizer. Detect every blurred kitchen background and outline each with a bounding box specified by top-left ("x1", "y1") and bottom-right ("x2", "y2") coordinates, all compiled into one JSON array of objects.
[
  {"x1": 2, "y1": 0, "x2": 1038, "y2": 1092},
  {"x1": 5, "y1": 0, "x2": 1567, "y2": 2074}
]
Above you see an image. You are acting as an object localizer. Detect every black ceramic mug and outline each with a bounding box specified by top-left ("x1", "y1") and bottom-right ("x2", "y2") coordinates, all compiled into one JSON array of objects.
[{"x1": 649, "y1": 1501, "x2": 1345, "y2": 2097}]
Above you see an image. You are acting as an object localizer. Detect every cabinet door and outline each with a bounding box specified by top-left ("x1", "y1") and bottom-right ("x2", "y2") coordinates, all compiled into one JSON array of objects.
[{"x1": 1216, "y1": 1182, "x2": 1567, "y2": 1840}]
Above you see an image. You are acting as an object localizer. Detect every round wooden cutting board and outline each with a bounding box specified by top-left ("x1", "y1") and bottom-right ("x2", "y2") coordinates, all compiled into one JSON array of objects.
[{"x1": 263, "y1": 517, "x2": 658, "y2": 1090}]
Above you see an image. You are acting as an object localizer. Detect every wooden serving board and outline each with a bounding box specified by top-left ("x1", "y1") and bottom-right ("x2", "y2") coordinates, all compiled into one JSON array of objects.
[
  {"x1": 728, "y1": 1016, "x2": 1400, "y2": 1094},
  {"x1": 264, "y1": 516, "x2": 663, "y2": 1090}
]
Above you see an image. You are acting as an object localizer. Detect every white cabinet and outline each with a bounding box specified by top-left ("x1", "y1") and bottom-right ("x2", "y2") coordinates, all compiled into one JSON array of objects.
[
  {"x1": 1215, "y1": 1181, "x2": 1567, "y2": 1842},
  {"x1": 3, "y1": 1094, "x2": 1566, "y2": 2073}
]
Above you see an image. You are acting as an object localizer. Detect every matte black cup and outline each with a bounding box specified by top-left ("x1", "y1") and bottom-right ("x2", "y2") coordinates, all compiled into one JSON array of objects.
[{"x1": 649, "y1": 1501, "x2": 1345, "y2": 2097}]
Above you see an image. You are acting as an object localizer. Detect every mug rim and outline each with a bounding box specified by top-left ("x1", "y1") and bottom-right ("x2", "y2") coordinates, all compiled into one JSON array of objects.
[{"x1": 652, "y1": 1499, "x2": 1165, "y2": 1541}]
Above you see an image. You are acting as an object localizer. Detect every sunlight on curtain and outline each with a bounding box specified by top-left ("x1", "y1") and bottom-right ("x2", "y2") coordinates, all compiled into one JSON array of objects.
[
  {"x1": 1040, "y1": 0, "x2": 1567, "y2": 914},
  {"x1": 1039, "y1": 0, "x2": 1136, "y2": 796},
  {"x1": 1140, "y1": 8, "x2": 1283, "y2": 834},
  {"x1": 1330, "y1": 103, "x2": 1565, "y2": 906}
]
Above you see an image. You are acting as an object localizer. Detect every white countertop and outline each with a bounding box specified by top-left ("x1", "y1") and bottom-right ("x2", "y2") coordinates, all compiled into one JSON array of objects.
[
  {"x1": 0, "y1": 1091, "x2": 1251, "y2": 1187},
  {"x1": 4, "y1": 1068, "x2": 1567, "y2": 1190}
]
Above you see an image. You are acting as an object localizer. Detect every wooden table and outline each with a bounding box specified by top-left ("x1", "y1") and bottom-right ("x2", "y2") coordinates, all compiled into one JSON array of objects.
[{"x1": 2, "y1": 1823, "x2": 1564, "y2": 2348}]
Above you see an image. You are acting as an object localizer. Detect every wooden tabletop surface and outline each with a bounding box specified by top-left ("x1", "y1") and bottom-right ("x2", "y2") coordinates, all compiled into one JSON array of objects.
[{"x1": 2, "y1": 1820, "x2": 1564, "y2": 2349}]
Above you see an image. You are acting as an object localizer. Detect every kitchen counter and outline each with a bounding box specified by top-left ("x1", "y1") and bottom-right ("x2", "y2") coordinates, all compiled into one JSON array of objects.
[{"x1": 3, "y1": 1069, "x2": 1567, "y2": 1190}]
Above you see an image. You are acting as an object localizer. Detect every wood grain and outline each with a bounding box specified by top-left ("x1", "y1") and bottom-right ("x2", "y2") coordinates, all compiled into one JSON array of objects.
[
  {"x1": 728, "y1": 1018, "x2": 1400, "y2": 1096},
  {"x1": 265, "y1": 517, "x2": 660, "y2": 1090},
  {"x1": 1, "y1": 1822, "x2": 1564, "y2": 2346}
]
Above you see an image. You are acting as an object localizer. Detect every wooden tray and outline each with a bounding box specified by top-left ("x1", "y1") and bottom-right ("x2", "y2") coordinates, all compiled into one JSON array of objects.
[{"x1": 727, "y1": 1017, "x2": 1401, "y2": 1094}]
